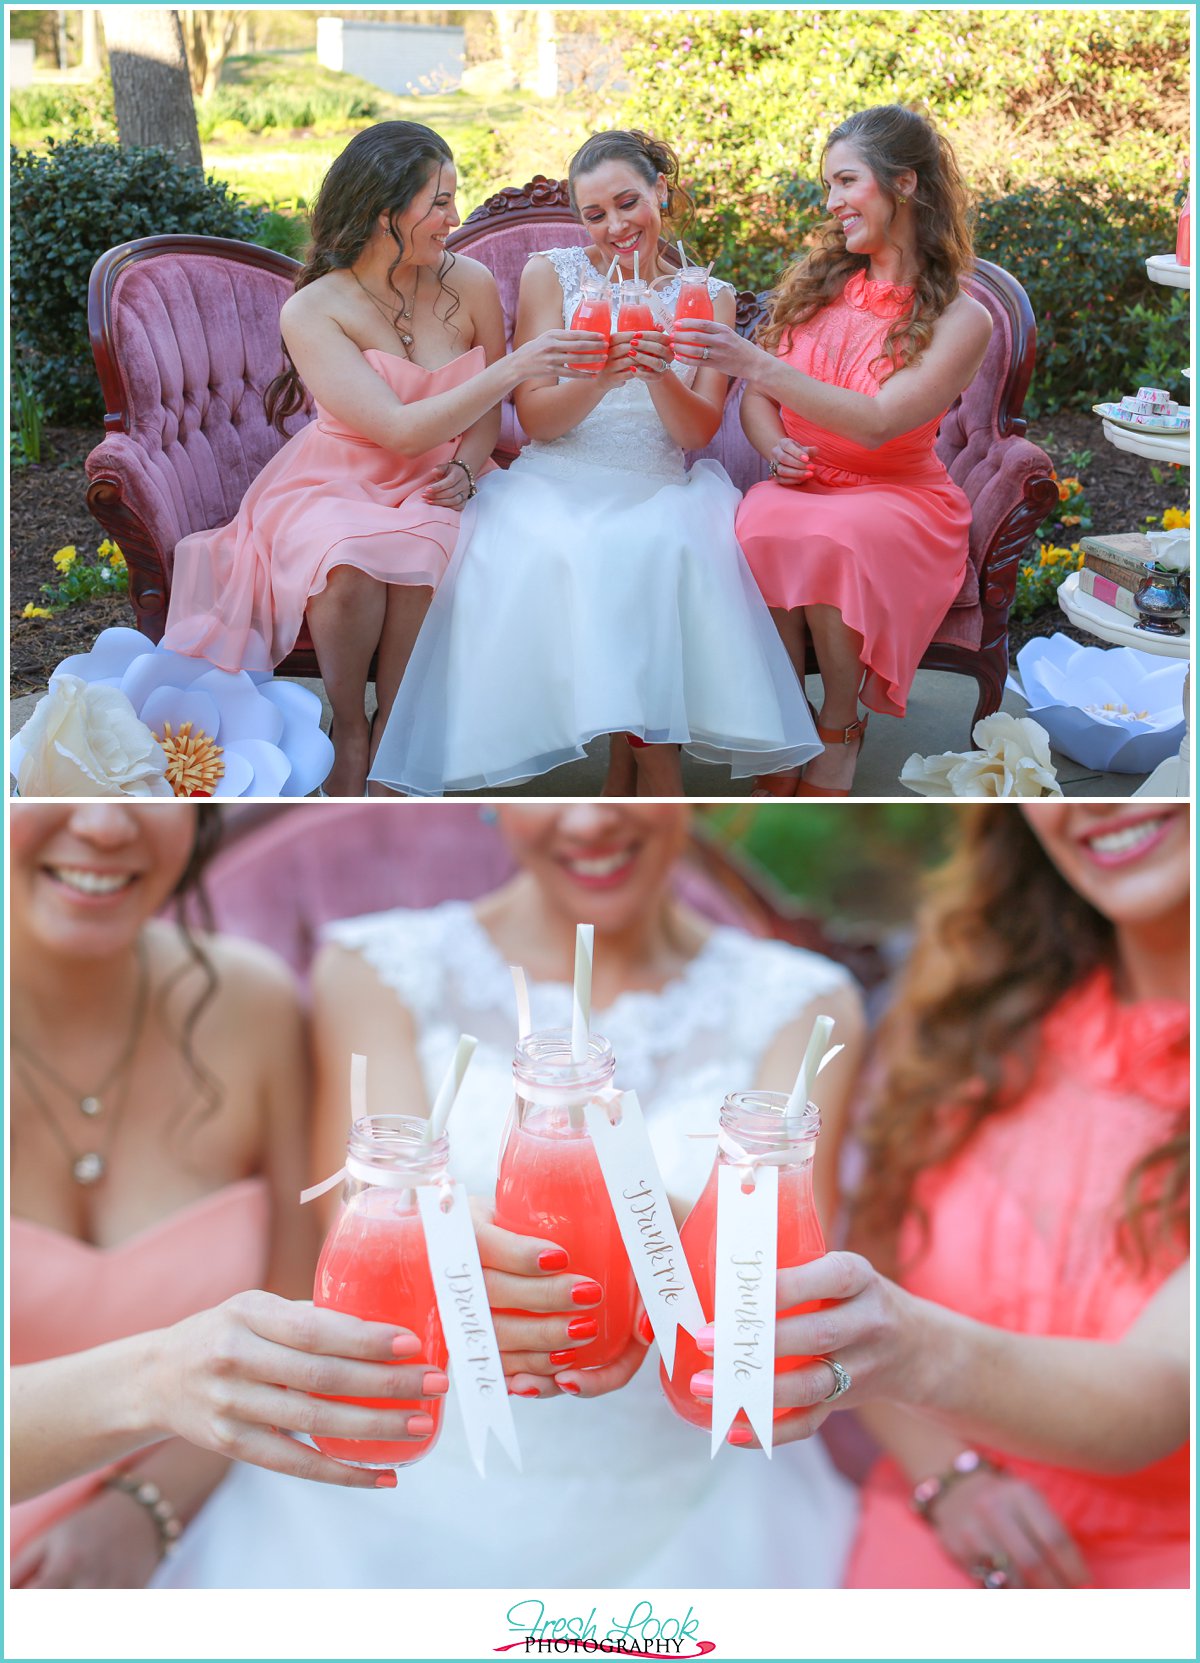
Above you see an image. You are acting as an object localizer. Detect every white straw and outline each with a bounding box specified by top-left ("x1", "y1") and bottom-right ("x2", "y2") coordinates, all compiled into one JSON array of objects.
[
  {"x1": 677, "y1": 238, "x2": 687, "y2": 269},
  {"x1": 785, "y1": 1015, "x2": 835, "y2": 1118},
  {"x1": 571, "y1": 924, "x2": 594, "y2": 1063},
  {"x1": 349, "y1": 1052, "x2": 367, "y2": 1122},
  {"x1": 605, "y1": 253, "x2": 620, "y2": 283},
  {"x1": 426, "y1": 1033, "x2": 478, "y2": 1144},
  {"x1": 510, "y1": 965, "x2": 532, "y2": 1042},
  {"x1": 633, "y1": 249, "x2": 639, "y2": 283}
]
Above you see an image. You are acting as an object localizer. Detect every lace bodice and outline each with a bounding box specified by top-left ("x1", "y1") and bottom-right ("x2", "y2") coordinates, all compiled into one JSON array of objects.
[
  {"x1": 324, "y1": 899, "x2": 852, "y2": 1201},
  {"x1": 521, "y1": 244, "x2": 735, "y2": 484}
]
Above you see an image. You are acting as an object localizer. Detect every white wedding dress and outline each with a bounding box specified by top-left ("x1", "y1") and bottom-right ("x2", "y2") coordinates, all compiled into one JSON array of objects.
[
  {"x1": 156, "y1": 903, "x2": 858, "y2": 1589},
  {"x1": 368, "y1": 248, "x2": 820, "y2": 795}
]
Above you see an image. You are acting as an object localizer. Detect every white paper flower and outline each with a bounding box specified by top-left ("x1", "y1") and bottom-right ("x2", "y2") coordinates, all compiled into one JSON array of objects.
[
  {"x1": 14, "y1": 628, "x2": 333, "y2": 798},
  {"x1": 1007, "y1": 633, "x2": 1187, "y2": 774},
  {"x1": 12, "y1": 675, "x2": 174, "y2": 797},
  {"x1": 1146, "y1": 531, "x2": 1190, "y2": 572},
  {"x1": 901, "y1": 713, "x2": 1063, "y2": 797}
]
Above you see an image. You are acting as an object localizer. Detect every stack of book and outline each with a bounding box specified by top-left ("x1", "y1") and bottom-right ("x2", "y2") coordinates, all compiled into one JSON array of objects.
[{"x1": 1078, "y1": 533, "x2": 1155, "y2": 620}]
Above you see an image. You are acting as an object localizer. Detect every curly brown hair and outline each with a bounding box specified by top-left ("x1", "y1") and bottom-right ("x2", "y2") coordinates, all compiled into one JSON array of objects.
[
  {"x1": 265, "y1": 121, "x2": 460, "y2": 430},
  {"x1": 850, "y1": 806, "x2": 1189, "y2": 1276},
  {"x1": 567, "y1": 129, "x2": 696, "y2": 245},
  {"x1": 757, "y1": 105, "x2": 974, "y2": 379}
]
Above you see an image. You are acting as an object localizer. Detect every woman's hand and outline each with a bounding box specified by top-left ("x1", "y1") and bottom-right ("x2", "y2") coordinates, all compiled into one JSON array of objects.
[
  {"x1": 670, "y1": 317, "x2": 758, "y2": 379},
  {"x1": 512, "y1": 327, "x2": 607, "y2": 383},
  {"x1": 148, "y1": 1291, "x2": 448, "y2": 1488},
  {"x1": 767, "y1": 437, "x2": 816, "y2": 486},
  {"x1": 625, "y1": 328, "x2": 673, "y2": 382},
  {"x1": 11, "y1": 1488, "x2": 162, "y2": 1589},
  {"x1": 473, "y1": 1203, "x2": 651, "y2": 1399},
  {"x1": 693, "y1": 1251, "x2": 926, "y2": 1447},
  {"x1": 926, "y1": 1467, "x2": 1093, "y2": 1588},
  {"x1": 422, "y1": 459, "x2": 475, "y2": 511}
]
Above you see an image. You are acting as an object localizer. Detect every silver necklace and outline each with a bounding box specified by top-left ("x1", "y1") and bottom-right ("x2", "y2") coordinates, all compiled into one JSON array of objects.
[
  {"x1": 12, "y1": 938, "x2": 150, "y2": 1185},
  {"x1": 352, "y1": 269, "x2": 417, "y2": 352}
]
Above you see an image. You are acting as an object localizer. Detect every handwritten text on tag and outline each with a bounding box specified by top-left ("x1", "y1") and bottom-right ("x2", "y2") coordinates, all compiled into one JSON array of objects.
[
  {"x1": 417, "y1": 1182, "x2": 522, "y2": 1477},
  {"x1": 711, "y1": 1163, "x2": 778, "y2": 1458},
  {"x1": 583, "y1": 1091, "x2": 705, "y2": 1377}
]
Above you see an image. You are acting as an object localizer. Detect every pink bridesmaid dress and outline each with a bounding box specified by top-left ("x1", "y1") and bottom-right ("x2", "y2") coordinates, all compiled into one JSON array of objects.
[
  {"x1": 10, "y1": 1178, "x2": 269, "y2": 1562},
  {"x1": 735, "y1": 270, "x2": 971, "y2": 718},
  {"x1": 846, "y1": 971, "x2": 1190, "y2": 1589},
  {"x1": 161, "y1": 348, "x2": 489, "y2": 673}
]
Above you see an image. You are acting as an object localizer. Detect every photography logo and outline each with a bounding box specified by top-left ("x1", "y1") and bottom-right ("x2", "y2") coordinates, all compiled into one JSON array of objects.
[{"x1": 495, "y1": 1600, "x2": 715, "y2": 1658}]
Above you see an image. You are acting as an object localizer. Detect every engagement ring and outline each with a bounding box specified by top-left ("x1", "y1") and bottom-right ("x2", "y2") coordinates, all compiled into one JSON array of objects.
[
  {"x1": 819, "y1": 1356, "x2": 852, "y2": 1401},
  {"x1": 972, "y1": 1554, "x2": 1011, "y2": 1589}
]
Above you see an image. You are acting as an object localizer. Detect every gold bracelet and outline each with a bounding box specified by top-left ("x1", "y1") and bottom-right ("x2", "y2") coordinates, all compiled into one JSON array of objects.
[
  {"x1": 105, "y1": 1472, "x2": 183, "y2": 1558},
  {"x1": 448, "y1": 457, "x2": 477, "y2": 498}
]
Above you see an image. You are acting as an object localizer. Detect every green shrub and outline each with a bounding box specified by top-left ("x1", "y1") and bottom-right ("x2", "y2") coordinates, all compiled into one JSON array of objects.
[
  {"x1": 9, "y1": 79, "x2": 117, "y2": 144},
  {"x1": 194, "y1": 53, "x2": 387, "y2": 138},
  {"x1": 10, "y1": 137, "x2": 284, "y2": 424},
  {"x1": 972, "y1": 185, "x2": 1179, "y2": 414}
]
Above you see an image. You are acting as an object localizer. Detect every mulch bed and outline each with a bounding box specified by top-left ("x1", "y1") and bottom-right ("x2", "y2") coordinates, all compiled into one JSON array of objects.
[{"x1": 8, "y1": 412, "x2": 1186, "y2": 697}]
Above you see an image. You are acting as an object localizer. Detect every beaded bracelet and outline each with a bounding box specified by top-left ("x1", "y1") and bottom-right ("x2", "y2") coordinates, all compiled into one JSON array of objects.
[
  {"x1": 106, "y1": 1472, "x2": 183, "y2": 1559},
  {"x1": 910, "y1": 1449, "x2": 1001, "y2": 1522},
  {"x1": 447, "y1": 457, "x2": 478, "y2": 498}
]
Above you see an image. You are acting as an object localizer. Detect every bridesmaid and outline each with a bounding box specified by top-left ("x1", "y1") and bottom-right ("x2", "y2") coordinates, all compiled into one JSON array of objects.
[
  {"x1": 161, "y1": 121, "x2": 604, "y2": 797},
  {"x1": 674, "y1": 105, "x2": 992, "y2": 796}
]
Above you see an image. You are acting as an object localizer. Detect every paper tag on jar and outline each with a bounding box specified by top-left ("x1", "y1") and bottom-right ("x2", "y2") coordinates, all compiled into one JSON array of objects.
[
  {"x1": 583, "y1": 1089, "x2": 705, "y2": 1377},
  {"x1": 710, "y1": 1162, "x2": 778, "y2": 1458},
  {"x1": 417, "y1": 1181, "x2": 522, "y2": 1477}
]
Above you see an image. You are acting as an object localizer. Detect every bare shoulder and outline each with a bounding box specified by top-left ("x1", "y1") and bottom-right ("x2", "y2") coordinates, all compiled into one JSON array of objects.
[
  {"x1": 944, "y1": 286, "x2": 993, "y2": 346},
  {"x1": 311, "y1": 939, "x2": 394, "y2": 1010},
  {"x1": 446, "y1": 252, "x2": 500, "y2": 298},
  {"x1": 280, "y1": 270, "x2": 357, "y2": 349},
  {"x1": 192, "y1": 928, "x2": 300, "y2": 1012},
  {"x1": 521, "y1": 252, "x2": 564, "y2": 294}
]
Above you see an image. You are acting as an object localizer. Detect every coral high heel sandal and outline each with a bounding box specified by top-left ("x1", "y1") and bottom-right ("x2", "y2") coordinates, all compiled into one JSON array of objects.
[{"x1": 796, "y1": 713, "x2": 869, "y2": 798}]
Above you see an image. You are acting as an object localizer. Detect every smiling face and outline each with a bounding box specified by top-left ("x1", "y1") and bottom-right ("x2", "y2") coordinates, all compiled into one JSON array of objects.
[
  {"x1": 12, "y1": 804, "x2": 197, "y2": 962},
  {"x1": 1018, "y1": 804, "x2": 1190, "y2": 934},
  {"x1": 495, "y1": 805, "x2": 690, "y2": 935},
  {"x1": 822, "y1": 138, "x2": 911, "y2": 258},
  {"x1": 389, "y1": 161, "x2": 460, "y2": 266},
  {"x1": 573, "y1": 159, "x2": 665, "y2": 277}
]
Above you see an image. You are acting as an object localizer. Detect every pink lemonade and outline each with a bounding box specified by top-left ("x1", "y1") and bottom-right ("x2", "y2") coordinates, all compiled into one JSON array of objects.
[
  {"x1": 661, "y1": 1159, "x2": 827, "y2": 1431},
  {"x1": 313, "y1": 1198, "x2": 447, "y2": 1466},
  {"x1": 569, "y1": 295, "x2": 611, "y2": 371},
  {"x1": 494, "y1": 1108, "x2": 638, "y2": 1369},
  {"x1": 617, "y1": 301, "x2": 658, "y2": 333},
  {"x1": 673, "y1": 282, "x2": 714, "y2": 323}
]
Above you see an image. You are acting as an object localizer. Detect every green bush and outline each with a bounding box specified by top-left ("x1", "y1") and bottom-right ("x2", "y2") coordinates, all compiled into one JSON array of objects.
[
  {"x1": 10, "y1": 137, "x2": 286, "y2": 424},
  {"x1": 598, "y1": 8, "x2": 1189, "y2": 410},
  {"x1": 9, "y1": 79, "x2": 117, "y2": 144},
  {"x1": 194, "y1": 53, "x2": 388, "y2": 139},
  {"x1": 972, "y1": 185, "x2": 1180, "y2": 414}
]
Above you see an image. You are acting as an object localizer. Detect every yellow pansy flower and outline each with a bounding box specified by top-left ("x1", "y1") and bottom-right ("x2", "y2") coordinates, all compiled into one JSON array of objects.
[
  {"x1": 53, "y1": 545, "x2": 78, "y2": 572},
  {"x1": 1162, "y1": 507, "x2": 1190, "y2": 531},
  {"x1": 22, "y1": 603, "x2": 54, "y2": 619}
]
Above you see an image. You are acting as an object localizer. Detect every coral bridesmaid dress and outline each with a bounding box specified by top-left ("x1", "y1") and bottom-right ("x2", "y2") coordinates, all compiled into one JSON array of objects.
[
  {"x1": 846, "y1": 971, "x2": 1190, "y2": 1588},
  {"x1": 736, "y1": 271, "x2": 971, "y2": 718},
  {"x1": 10, "y1": 1179, "x2": 269, "y2": 1562},
  {"x1": 161, "y1": 349, "x2": 488, "y2": 673}
]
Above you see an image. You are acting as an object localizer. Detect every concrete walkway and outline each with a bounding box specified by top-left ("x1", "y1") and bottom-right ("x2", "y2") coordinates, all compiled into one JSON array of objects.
[{"x1": 9, "y1": 665, "x2": 1146, "y2": 797}]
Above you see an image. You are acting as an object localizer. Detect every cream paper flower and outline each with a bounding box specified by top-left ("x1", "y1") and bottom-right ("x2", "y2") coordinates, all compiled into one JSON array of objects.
[
  {"x1": 12, "y1": 675, "x2": 173, "y2": 797},
  {"x1": 901, "y1": 713, "x2": 1063, "y2": 798}
]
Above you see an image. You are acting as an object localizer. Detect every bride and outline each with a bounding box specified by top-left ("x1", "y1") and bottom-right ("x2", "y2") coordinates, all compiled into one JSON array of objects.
[
  {"x1": 157, "y1": 804, "x2": 864, "y2": 1588},
  {"x1": 368, "y1": 129, "x2": 820, "y2": 797}
]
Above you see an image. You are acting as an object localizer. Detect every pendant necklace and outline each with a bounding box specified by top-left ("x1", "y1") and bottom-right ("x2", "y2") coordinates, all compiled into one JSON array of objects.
[
  {"x1": 352, "y1": 269, "x2": 417, "y2": 353},
  {"x1": 12, "y1": 937, "x2": 150, "y2": 1185}
]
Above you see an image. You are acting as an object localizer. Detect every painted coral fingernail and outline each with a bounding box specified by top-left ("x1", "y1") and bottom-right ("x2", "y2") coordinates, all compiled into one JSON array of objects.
[
  {"x1": 695, "y1": 1323, "x2": 716, "y2": 1352},
  {"x1": 566, "y1": 1316, "x2": 598, "y2": 1340},
  {"x1": 570, "y1": 1280, "x2": 603, "y2": 1306},
  {"x1": 690, "y1": 1370, "x2": 714, "y2": 1400},
  {"x1": 548, "y1": 1348, "x2": 576, "y2": 1365},
  {"x1": 637, "y1": 1311, "x2": 655, "y2": 1345},
  {"x1": 407, "y1": 1413, "x2": 436, "y2": 1435},
  {"x1": 538, "y1": 1248, "x2": 569, "y2": 1272},
  {"x1": 391, "y1": 1333, "x2": 421, "y2": 1357},
  {"x1": 727, "y1": 1424, "x2": 754, "y2": 1447},
  {"x1": 510, "y1": 1385, "x2": 540, "y2": 1398},
  {"x1": 557, "y1": 1379, "x2": 582, "y2": 1396},
  {"x1": 422, "y1": 1371, "x2": 449, "y2": 1395},
  {"x1": 375, "y1": 1470, "x2": 398, "y2": 1488}
]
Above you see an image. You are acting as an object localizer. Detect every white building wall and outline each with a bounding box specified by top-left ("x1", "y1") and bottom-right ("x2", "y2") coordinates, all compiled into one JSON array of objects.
[{"x1": 316, "y1": 18, "x2": 464, "y2": 96}]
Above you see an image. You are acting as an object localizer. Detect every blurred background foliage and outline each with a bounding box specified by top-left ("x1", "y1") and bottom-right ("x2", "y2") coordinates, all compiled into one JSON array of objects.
[{"x1": 696, "y1": 804, "x2": 953, "y2": 935}]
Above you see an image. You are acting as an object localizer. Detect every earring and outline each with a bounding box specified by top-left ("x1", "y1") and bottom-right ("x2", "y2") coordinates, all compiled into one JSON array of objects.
[
  {"x1": 479, "y1": 806, "x2": 498, "y2": 825},
  {"x1": 660, "y1": 199, "x2": 669, "y2": 211},
  {"x1": 897, "y1": 195, "x2": 907, "y2": 206}
]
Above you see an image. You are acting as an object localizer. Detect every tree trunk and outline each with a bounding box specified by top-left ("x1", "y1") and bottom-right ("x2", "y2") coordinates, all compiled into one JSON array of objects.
[
  {"x1": 55, "y1": 9, "x2": 70, "y2": 69},
  {"x1": 180, "y1": 9, "x2": 242, "y2": 100},
  {"x1": 101, "y1": 8, "x2": 203, "y2": 169}
]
